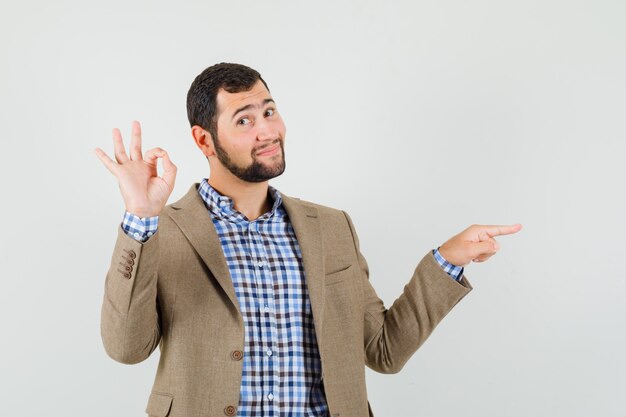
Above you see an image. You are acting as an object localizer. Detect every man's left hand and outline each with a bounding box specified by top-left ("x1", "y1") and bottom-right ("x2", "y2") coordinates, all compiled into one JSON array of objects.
[{"x1": 438, "y1": 224, "x2": 523, "y2": 267}]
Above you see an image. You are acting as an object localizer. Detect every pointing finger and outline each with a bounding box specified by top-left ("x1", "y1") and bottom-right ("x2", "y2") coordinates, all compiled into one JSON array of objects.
[{"x1": 481, "y1": 224, "x2": 522, "y2": 238}]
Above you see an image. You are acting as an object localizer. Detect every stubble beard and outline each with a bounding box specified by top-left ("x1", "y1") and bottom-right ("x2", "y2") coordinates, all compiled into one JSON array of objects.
[{"x1": 213, "y1": 135, "x2": 286, "y2": 183}]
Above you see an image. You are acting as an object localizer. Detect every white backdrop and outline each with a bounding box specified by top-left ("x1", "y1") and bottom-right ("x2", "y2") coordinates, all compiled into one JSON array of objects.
[{"x1": 1, "y1": 0, "x2": 625, "y2": 416}]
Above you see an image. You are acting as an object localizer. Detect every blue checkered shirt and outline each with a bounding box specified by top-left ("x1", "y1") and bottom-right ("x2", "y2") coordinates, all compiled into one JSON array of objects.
[{"x1": 120, "y1": 179, "x2": 463, "y2": 416}]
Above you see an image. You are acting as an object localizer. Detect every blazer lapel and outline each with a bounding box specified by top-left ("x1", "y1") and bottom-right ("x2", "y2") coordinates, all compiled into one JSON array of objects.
[
  {"x1": 281, "y1": 194, "x2": 326, "y2": 339},
  {"x1": 167, "y1": 183, "x2": 326, "y2": 338},
  {"x1": 168, "y1": 183, "x2": 240, "y2": 312}
]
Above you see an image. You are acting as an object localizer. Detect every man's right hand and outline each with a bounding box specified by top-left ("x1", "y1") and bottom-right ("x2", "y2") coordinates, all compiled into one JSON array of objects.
[{"x1": 94, "y1": 120, "x2": 177, "y2": 218}]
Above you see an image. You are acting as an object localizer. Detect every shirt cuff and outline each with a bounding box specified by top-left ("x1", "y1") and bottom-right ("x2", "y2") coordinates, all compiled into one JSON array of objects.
[
  {"x1": 121, "y1": 211, "x2": 159, "y2": 242},
  {"x1": 432, "y1": 247, "x2": 464, "y2": 282}
]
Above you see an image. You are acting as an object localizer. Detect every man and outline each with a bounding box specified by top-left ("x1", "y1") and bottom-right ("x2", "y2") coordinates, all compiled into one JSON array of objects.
[{"x1": 94, "y1": 63, "x2": 521, "y2": 417}]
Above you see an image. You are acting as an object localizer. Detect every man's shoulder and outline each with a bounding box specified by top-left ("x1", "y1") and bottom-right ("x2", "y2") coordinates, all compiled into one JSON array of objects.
[
  {"x1": 281, "y1": 193, "x2": 350, "y2": 222},
  {"x1": 282, "y1": 194, "x2": 360, "y2": 246},
  {"x1": 161, "y1": 183, "x2": 201, "y2": 211}
]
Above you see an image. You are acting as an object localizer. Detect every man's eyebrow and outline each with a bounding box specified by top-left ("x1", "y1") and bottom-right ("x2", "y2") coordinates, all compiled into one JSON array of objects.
[{"x1": 231, "y1": 98, "x2": 275, "y2": 121}]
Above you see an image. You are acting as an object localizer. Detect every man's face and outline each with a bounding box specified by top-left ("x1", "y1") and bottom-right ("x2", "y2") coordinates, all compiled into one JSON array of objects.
[{"x1": 211, "y1": 79, "x2": 286, "y2": 183}]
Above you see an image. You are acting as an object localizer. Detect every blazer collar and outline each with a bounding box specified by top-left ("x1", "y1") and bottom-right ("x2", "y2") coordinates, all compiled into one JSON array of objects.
[{"x1": 167, "y1": 183, "x2": 326, "y2": 336}]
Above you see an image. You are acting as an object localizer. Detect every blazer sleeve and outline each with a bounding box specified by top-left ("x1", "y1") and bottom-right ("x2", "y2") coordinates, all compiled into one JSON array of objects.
[
  {"x1": 100, "y1": 224, "x2": 161, "y2": 365},
  {"x1": 342, "y1": 211, "x2": 473, "y2": 374}
]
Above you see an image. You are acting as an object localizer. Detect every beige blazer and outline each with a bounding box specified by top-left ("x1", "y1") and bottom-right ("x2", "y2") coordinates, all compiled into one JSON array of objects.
[{"x1": 100, "y1": 183, "x2": 472, "y2": 417}]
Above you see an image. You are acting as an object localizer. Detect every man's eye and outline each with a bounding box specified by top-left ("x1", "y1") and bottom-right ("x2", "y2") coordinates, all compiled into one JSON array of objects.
[
  {"x1": 238, "y1": 117, "x2": 251, "y2": 125},
  {"x1": 265, "y1": 109, "x2": 274, "y2": 117}
]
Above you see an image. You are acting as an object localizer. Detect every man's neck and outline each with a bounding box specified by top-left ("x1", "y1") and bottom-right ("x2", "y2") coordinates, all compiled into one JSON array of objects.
[{"x1": 208, "y1": 174, "x2": 273, "y2": 221}]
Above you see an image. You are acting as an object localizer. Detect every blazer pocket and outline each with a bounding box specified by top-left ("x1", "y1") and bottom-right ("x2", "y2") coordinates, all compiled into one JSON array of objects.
[
  {"x1": 145, "y1": 392, "x2": 173, "y2": 417},
  {"x1": 325, "y1": 263, "x2": 353, "y2": 285}
]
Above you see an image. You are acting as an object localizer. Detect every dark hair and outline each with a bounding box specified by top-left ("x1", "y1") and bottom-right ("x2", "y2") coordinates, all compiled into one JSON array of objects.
[{"x1": 186, "y1": 62, "x2": 270, "y2": 141}]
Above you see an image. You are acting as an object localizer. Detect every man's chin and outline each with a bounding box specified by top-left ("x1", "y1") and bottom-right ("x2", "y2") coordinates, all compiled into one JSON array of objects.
[
  {"x1": 259, "y1": 165, "x2": 286, "y2": 182},
  {"x1": 258, "y1": 159, "x2": 286, "y2": 178},
  {"x1": 237, "y1": 162, "x2": 286, "y2": 183}
]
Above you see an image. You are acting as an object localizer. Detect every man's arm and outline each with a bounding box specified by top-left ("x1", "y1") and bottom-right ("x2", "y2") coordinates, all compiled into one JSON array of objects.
[
  {"x1": 342, "y1": 211, "x2": 472, "y2": 374},
  {"x1": 95, "y1": 121, "x2": 176, "y2": 364},
  {"x1": 100, "y1": 223, "x2": 161, "y2": 364}
]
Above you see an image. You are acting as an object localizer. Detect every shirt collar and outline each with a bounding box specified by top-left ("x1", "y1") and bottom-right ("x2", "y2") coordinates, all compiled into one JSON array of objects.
[{"x1": 197, "y1": 177, "x2": 284, "y2": 223}]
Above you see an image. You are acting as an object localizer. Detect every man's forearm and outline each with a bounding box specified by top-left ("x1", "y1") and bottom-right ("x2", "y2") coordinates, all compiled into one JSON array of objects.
[{"x1": 101, "y1": 225, "x2": 161, "y2": 364}]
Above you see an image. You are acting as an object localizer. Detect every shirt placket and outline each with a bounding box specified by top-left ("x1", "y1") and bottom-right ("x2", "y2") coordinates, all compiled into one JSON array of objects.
[{"x1": 247, "y1": 219, "x2": 279, "y2": 417}]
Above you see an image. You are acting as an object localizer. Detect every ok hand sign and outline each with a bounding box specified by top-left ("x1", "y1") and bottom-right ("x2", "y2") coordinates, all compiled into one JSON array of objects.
[{"x1": 94, "y1": 121, "x2": 177, "y2": 218}]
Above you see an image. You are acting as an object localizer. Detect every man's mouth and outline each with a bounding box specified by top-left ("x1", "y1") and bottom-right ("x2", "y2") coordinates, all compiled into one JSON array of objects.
[{"x1": 256, "y1": 142, "x2": 280, "y2": 156}]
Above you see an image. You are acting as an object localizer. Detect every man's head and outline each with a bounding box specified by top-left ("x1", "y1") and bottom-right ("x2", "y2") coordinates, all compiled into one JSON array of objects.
[{"x1": 187, "y1": 63, "x2": 286, "y2": 183}]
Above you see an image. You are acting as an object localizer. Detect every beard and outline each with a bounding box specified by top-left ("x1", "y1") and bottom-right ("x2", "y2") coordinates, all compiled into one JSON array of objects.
[{"x1": 213, "y1": 135, "x2": 286, "y2": 183}]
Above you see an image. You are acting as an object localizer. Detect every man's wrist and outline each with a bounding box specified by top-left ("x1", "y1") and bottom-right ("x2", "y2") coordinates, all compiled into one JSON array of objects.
[
  {"x1": 433, "y1": 247, "x2": 464, "y2": 281},
  {"x1": 125, "y1": 208, "x2": 161, "y2": 218},
  {"x1": 122, "y1": 211, "x2": 159, "y2": 242}
]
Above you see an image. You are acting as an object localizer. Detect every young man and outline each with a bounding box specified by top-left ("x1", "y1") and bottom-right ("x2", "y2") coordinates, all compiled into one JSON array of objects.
[{"x1": 94, "y1": 63, "x2": 521, "y2": 417}]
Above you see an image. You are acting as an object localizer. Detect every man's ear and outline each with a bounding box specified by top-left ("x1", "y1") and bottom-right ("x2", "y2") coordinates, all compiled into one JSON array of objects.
[{"x1": 191, "y1": 125, "x2": 216, "y2": 157}]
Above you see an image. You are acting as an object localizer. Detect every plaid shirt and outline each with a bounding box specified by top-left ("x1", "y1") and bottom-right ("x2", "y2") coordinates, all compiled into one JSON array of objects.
[{"x1": 121, "y1": 179, "x2": 463, "y2": 416}]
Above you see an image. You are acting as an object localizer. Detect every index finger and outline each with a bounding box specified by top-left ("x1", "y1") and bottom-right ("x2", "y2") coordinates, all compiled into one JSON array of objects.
[{"x1": 482, "y1": 224, "x2": 523, "y2": 237}]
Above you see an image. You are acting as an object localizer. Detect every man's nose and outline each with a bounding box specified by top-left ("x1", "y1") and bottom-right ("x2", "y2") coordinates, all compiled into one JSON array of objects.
[{"x1": 256, "y1": 118, "x2": 278, "y2": 141}]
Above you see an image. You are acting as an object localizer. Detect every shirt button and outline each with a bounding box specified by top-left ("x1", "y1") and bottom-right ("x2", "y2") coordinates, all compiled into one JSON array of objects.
[
  {"x1": 133, "y1": 232, "x2": 140, "y2": 239},
  {"x1": 147, "y1": 231, "x2": 153, "y2": 237},
  {"x1": 268, "y1": 393, "x2": 274, "y2": 401},
  {"x1": 264, "y1": 305, "x2": 270, "y2": 313},
  {"x1": 266, "y1": 350, "x2": 272, "y2": 356},
  {"x1": 257, "y1": 260, "x2": 265, "y2": 268}
]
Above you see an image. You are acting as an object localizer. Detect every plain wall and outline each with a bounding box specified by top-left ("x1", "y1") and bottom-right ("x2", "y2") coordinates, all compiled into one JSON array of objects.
[{"x1": 0, "y1": 0, "x2": 625, "y2": 415}]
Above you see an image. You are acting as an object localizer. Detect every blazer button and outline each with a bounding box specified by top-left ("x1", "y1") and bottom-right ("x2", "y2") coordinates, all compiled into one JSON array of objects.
[
  {"x1": 231, "y1": 350, "x2": 243, "y2": 361},
  {"x1": 224, "y1": 405, "x2": 236, "y2": 416},
  {"x1": 123, "y1": 249, "x2": 137, "y2": 259},
  {"x1": 116, "y1": 268, "x2": 132, "y2": 279}
]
